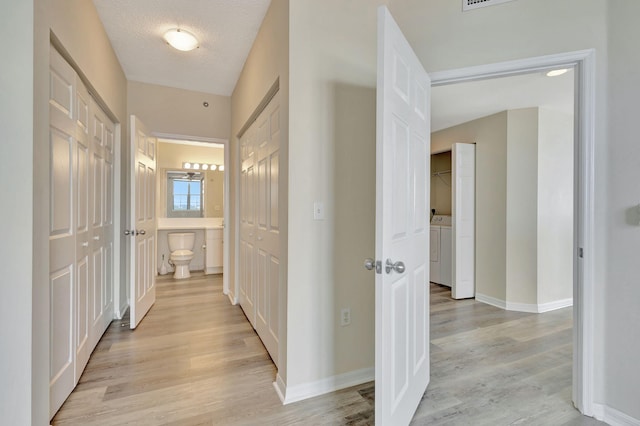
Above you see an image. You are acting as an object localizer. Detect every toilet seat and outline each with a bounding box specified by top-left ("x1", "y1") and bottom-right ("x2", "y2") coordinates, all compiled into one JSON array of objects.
[{"x1": 170, "y1": 249, "x2": 194, "y2": 261}]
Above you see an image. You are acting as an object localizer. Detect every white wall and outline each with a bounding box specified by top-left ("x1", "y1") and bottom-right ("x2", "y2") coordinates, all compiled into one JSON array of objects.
[
  {"x1": 0, "y1": 3, "x2": 35, "y2": 424},
  {"x1": 605, "y1": 1, "x2": 640, "y2": 420},
  {"x1": 537, "y1": 108, "x2": 574, "y2": 305}
]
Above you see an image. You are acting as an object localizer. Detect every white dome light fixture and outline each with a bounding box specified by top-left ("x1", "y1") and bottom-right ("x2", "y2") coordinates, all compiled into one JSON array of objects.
[
  {"x1": 163, "y1": 29, "x2": 199, "y2": 52},
  {"x1": 546, "y1": 68, "x2": 569, "y2": 77}
]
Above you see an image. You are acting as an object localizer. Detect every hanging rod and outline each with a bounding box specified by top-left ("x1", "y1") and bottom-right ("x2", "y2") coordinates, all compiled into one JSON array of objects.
[{"x1": 431, "y1": 170, "x2": 451, "y2": 177}]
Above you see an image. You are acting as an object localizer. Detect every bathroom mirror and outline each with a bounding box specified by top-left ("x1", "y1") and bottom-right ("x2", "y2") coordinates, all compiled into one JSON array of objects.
[{"x1": 157, "y1": 140, "x2": 225, "y2": 218}]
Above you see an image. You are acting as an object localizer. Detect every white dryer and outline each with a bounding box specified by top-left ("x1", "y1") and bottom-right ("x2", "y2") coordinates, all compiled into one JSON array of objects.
[{"x1": 430, "y1": 215, "x2": 452, "y2": 287}]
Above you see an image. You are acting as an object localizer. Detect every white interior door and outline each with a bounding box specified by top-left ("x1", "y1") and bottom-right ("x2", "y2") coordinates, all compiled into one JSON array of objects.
[
  {"x1": 240, "y1": 124, "x2": 257, "y2": 326},
  {"x1": 239, "y1": 92, "x2": 281, "y2": 367},
  {"x1": 452, "y1": 143, "x2": 475, "y2": 299},
  {"x1": 49, "y1": 46, "x2": 117, "y2": 418},
  {"x1": 129, "y1": 115, "x2": 157, "y2": 329},
  {"x1": 254, "y1": 92, "x2": 281, "y2": 367},
  {"x1": 88, "y1": 98, "x2": 116, "y2": 345},
  {"x1": 49, "y1": 46, "x2": 79, "y2": 417},
  {"x1": 375, "y1": 6, "x2": 431, "y2": 425}
]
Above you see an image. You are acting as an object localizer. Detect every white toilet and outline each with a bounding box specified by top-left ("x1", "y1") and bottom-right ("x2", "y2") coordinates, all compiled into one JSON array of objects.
[{"x1": 168, "y1": 232, "x2": 195, "y2": 279}]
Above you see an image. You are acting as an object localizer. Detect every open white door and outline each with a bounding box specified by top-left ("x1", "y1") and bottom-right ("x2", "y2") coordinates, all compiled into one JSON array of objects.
[
  {"x1": 452, "y1": 143, "x2": 475, "y2": 299},
  {"x1": 375, "y1": 6, "x2": 430, "y2": 425},
  {"x1": 129, "y1": 115, "x2": 157, "y2": 329}
]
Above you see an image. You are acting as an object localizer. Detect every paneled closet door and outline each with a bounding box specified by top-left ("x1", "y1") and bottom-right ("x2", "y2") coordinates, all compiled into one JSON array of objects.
[
  {"x1": 238, "y1": 91, "x2": 281, "y2": 367},
  {"x1": 74, "y1": 77, "x2": 91, "y2": 379},
  {"x1": 49, "y1": 46, "x2": 117, "y2": 419},
  {"x1": 254, "y1": 92, "x2": 280, "y2": 367},
  {"x1": 88, "y1": 98, "x2": 115, "y2": 348},
  {"x1": 240, "y1": 125, "x2": 257, "y2": 327},
  {"x1": 49, "y1": 46, "x2": 79, "y2": 418}
]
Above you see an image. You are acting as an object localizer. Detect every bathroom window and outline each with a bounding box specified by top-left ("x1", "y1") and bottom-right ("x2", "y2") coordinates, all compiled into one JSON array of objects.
[{"x1": 167, "y1": 171, "x2": 204, "y2": 218}]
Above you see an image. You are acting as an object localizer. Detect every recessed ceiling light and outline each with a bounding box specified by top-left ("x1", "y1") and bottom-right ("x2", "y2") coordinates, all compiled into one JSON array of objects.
[
  {"x1": 163, "y1": 29, "x2": 199, "y2": 52},
  {"x1": 546, "y1": 68, "x2": 569, "y2": 77}
]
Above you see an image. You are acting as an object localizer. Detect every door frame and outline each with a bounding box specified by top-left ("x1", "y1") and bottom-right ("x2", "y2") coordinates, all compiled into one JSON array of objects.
[
  {"x1": 152, "y1": 132, "x2": 231, "y2": 297},
  {"x1": 429, "y1": 49, "x2": 596, "y2": 416}
]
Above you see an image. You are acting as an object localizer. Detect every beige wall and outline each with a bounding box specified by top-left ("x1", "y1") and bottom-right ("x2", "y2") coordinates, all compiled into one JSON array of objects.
[
  {"x1": 128, "y1": 81, "x2": 230, "y2": 140},
  {"x1": 433, "y1": 108, "x2": 574, "y2": 308},
  {"x1": 230, "y1": 0, "x2": 290, "y2": 378},
  {"x1": 432, "y1": 112, "x2": 509, "y2": 301},
  {"x1": 506, "y1": 108, "x2": 539, "y2": 305},
  {"x1": 6, "y1": 0, "x2": 639, "y2": 422},
  {"x1": 431, "y1": 151, "x2": 452, "y2": 215},
  {"x1": 287, "y1": 0, "x2": 390, "y2": 391},
  {"x1": 156, "y1": 142, "x2": 225, "y2": 218}
]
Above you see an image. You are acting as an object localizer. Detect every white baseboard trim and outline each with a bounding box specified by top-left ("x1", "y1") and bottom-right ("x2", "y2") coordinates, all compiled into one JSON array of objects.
[
  {"x1": 475, "y1": 293, "x2": 507, "y2": 310},
  {"x1": 273, "y1": 367, "x2": 374, "y2": 405},
  {"x1": 475, "y1": 293, "x2": 573, "y2": 313},
  {"x1": 206, "y1": 266, "x2": 223, "y2": 274},
  {"x1": 593, "y1": 403, "x2": 640, "y2": 426},
  {"x1": 537, "y1": 298, "x2": 573, "y2": 313}
]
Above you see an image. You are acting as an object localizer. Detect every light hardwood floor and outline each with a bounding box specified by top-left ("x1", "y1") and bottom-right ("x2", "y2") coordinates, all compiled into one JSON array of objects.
[{"x1": 53, "y1": 275, "x2": 603, "y2": 425}]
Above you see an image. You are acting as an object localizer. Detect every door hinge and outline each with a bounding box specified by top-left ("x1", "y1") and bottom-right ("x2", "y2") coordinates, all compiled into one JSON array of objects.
[{"x1": 578, "y1": 247, "x2": 584, "y2": 258}]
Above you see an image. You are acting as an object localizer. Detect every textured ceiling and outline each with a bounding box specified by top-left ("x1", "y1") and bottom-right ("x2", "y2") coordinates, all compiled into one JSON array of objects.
[
  {"x1": 432, "y1": 69, "x2": 574, "y2": 132},
  {"x1": 92, "y1": 0, "x2": 272, "y2": 96}
]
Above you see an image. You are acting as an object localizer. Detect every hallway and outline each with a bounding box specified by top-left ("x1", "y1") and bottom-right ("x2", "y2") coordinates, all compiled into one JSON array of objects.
[{"x1": 52, "y1": 275, "x2": 601, "y2": 425}]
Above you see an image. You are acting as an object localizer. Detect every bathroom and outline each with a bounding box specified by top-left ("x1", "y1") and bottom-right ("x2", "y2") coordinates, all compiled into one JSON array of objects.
[{"x1": 156, "y1": 139, "x2": 226, "y2": 279}]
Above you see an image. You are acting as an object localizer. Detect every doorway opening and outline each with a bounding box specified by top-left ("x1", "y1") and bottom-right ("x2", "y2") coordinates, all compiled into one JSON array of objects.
[
  {"x1": 428, "y1": 49, "x2": 596, "y2": 416},
  {"x1": 153, "y1": 136, "x2": 231, "y2": 297}
]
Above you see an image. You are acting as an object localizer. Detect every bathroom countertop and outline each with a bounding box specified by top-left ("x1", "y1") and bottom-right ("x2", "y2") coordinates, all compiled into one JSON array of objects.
[{"x1": 157, "y1": 218, "x2": 224, "y2": 230}]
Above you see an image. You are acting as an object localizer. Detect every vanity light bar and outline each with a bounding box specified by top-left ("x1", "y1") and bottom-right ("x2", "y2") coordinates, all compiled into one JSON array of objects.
[{"x1": 182, "y1": 162, "x2": 223, "y2": 171}]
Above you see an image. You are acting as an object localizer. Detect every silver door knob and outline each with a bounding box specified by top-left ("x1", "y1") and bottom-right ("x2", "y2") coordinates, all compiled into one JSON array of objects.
[
  {"x1": 364, "y1": 258, "x2": 375, "y2": 270},
  {"x1": 385, "y1": 259, "x2": 405, "y2": 274},
  {"x1": 124, "y1": 230, "x2": 133, "y2": 236},
  {"x1": 364, "y1": 258, "x2": 382, "y2": 274},
  {"x1": 136, "y1": 229, "x2": 146, "y2": 235}
]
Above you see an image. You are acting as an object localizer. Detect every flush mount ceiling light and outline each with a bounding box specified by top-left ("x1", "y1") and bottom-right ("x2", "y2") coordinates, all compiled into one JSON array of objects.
[
  {"x1": 546, "y1": 68, "x2": 569, "y2": 77},
  {"x1": 163, "y1": 29, "x2": 199, "y2": 52}
]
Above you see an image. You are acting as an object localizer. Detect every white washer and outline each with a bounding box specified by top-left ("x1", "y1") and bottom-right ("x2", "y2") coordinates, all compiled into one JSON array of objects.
[{"x1": 430, "y1": 215, "x2": 452, "y2": 287}]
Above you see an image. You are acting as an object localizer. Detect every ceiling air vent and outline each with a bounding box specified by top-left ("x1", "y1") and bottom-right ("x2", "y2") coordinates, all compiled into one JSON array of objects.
[{"x1": 463, "y1": 0, "x2": 517, "y2": 12}]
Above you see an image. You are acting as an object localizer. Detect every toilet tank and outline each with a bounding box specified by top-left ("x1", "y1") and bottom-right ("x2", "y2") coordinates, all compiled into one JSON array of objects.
[{"x1": 168, "y1": 232, "x2": 195, "y2": 251}]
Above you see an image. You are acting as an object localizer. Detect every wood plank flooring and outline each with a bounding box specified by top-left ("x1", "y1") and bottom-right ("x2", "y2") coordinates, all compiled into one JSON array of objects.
[{"x1": 52, "y1": 276, "x2": 603, "y2": 425}]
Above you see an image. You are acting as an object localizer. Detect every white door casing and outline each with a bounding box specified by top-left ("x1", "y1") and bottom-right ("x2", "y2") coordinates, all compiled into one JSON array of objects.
[
  {"x1": 376, "y1": 6, "x2": 431, "y2": 426},
  {"x1": 239, "y1": 91, "x2": 281, "y2": 367},
  {"x1": 452, "y1": 143, "x2": 475, "y2": 299},
  {"x1": 129, "y1": 115, "x2": 157, "y2": 329}
]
